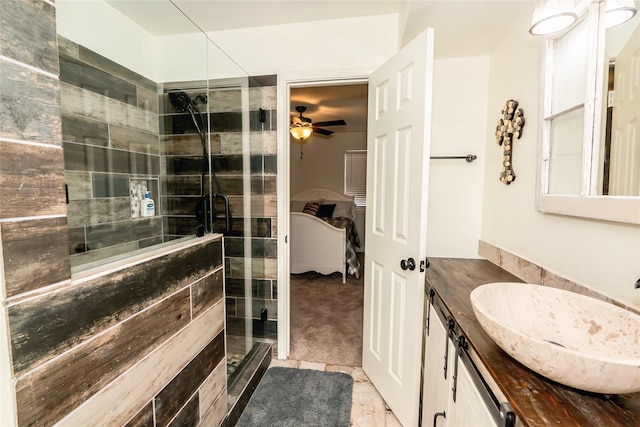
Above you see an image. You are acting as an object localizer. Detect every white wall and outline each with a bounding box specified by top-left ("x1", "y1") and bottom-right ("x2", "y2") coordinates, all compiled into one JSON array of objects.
[
  {"x1": 56, "y1": 0, "x2": 158, "y2": 81},
  {"x1": 153, "y1": 33, "x2": 210, "y2": 83},
  {"x1": 206, "y1": 14, "x2": 399, "y2": 76},
  {"x1": 290, "y1": 131, "x2": 367, "y2": 195},
  {"x1": 481, "y1": 17, "x2": 640, "y2": 310},
  {"x1": 155, "y1": 35, "x2": 250, "y2": 83},
  {"x1": 426, "y1": 56, "x2": 489, "y2": 258},
  {"x1": 56, "y1": 0, "x2": 221, "y2": 84}
]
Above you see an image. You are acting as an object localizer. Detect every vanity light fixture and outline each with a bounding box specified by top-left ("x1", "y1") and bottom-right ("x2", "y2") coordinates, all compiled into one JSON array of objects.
[
  {"x1": 604, "y1": 0, "x2": 637, "y2": 28},
  {"x1": 529, "y1": 0, "x2": 578, "y2": 35}
]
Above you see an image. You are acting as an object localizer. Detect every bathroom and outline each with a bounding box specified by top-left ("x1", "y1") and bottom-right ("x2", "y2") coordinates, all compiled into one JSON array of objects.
[{"x1": 0, "y1": 0, "x2": 638, "y2": 426}]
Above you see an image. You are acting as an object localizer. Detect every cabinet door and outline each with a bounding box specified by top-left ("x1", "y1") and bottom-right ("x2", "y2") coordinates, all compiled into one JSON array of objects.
[
  {"x1": 422, "y1": 303, "x2": 453, "y2": 427},
  {"x1": 448, "y1": 351, "x2": 498, "y2": 427}
]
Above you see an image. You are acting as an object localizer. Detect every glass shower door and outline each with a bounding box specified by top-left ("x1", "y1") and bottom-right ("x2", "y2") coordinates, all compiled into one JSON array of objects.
[{"x1": 205, "y1": 42, "x2": 277, "y2": 392}]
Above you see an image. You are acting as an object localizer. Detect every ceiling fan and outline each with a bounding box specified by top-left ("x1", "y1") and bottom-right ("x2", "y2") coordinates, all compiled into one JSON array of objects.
[{"x1": 290, "y1": 105, "x2": 347, "y2": 138}]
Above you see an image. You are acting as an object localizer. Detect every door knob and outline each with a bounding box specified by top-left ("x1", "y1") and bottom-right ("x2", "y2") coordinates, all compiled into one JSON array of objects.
[{"x1": 400, "y1": 257, "x2": 416, "y2": 271}]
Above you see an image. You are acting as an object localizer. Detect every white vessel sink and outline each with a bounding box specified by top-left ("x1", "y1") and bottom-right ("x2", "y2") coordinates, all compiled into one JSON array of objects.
[{"x1": 470, "y1": 282, "x2": 640, "y2": 394}]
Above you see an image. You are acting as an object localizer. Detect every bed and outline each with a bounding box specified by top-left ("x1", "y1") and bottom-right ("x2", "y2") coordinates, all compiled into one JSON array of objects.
[{"x1": 290, "y1": 186, "x2": 362, "y2": 283}]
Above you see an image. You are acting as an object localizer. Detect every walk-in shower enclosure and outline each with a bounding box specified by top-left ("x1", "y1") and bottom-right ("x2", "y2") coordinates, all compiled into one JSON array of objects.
[{"x1": 56, "y1": 0, "x2": 277, "y2": 400}]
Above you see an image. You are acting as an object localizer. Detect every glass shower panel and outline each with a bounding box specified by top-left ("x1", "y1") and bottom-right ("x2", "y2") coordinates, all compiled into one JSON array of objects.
[
  {"x1": 56, "y1": 0, "x2": 206, "y2": 272},
  {"x1": 205, "y1": 39, "x2": 255, "y2": 380},
  {"x1": 205, "y1": 40, "x2": 276, "y2": 383},
  {"x1": 156, "y1": 32, "x2": 211, "y2": 240},
  {"x1": 246, "y1": 74, "x2": 278, "y2": 354}
]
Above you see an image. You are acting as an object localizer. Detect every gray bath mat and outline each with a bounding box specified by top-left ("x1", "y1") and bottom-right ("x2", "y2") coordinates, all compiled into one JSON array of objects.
[{"x1": 236, "y1": 367, "x2": 353, "y2": 427}]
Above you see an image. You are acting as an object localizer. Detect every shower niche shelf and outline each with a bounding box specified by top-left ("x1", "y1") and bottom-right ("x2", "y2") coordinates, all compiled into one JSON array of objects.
[{"x1": 130, "y1": 178, "x2": 159, "y2": 219}]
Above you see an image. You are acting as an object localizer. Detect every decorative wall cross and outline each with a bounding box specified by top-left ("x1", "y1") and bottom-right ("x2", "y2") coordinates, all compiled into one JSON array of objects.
[{"x1": 495, "y1": 99, "x2": 525, "y2": 185}]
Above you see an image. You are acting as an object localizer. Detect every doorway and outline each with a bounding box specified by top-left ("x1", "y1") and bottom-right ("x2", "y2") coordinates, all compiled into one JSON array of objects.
[
  {"x1": 288, "y1": 83, "x2": 367, "y2": 365},
  {"x1": 276, "y1": 76, "x2": 368, "y2": 361}
]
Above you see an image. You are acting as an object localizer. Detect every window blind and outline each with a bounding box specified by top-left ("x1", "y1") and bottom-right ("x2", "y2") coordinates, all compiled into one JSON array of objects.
[{"x1": 344, "y1": 150, "x2": 367, "y2": 206}]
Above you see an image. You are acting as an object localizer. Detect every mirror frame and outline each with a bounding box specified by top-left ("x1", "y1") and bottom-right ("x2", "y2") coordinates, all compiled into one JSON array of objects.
[{"x1": 537, "y1": 0, "x2": 640, "y2": 224}]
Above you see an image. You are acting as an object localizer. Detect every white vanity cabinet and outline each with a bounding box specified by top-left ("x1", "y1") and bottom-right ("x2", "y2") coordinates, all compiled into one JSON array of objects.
[
  {"x1": 422, "y1": 292, "x2": 515, "y2": 427},
  {"x1": 449, "y1": 351, "x2": 497, "y2": 426},
  {"x1": 422, "y1": 301, "x2": 454, "y2": 426}
]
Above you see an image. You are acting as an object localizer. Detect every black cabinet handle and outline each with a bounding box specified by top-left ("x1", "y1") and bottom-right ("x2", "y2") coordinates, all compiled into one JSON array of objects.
[
  {"x1": 500, "y1": 403, "x2": 516, "y2": 427},
  {"x1": 452, "y1": 335, "x2": 468, "y2": 403},
  {"x1": 433, "y1": 411, "x2": 446, "y2": 427},
  {"x1": 443, "y1": 318, "x2": 454, "y2": 379}
]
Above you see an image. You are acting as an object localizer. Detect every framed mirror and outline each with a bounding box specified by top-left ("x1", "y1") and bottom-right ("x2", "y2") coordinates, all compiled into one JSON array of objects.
[{"x1": 538, "y1": 0, "x2": 640, "y2": 224}]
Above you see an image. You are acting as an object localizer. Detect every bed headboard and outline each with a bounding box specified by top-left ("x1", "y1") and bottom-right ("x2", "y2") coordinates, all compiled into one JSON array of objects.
[{"x1": 291, "y1": 186, "x2": 354, "y2": 202}]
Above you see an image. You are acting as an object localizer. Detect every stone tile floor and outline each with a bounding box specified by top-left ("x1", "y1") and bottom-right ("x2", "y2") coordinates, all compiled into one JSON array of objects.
[{"x1": 270, "y1": 358, "x2": 402, "y2": 427}]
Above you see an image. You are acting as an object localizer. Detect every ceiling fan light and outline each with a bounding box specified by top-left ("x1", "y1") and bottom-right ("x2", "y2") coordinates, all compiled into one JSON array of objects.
[
  {"x1": 529, "y1": 0, "x2": 578, "y2": 35},
  {"x1": 290, "y1": 123, "x2": 313, "y2": 140},
  {"x1": 604, "y1": 0, "x2": 637, "y2": 28}
]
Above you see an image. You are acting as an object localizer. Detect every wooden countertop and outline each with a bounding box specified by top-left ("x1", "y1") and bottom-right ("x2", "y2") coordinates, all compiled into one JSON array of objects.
[{"x1": 424, "y1": 258, "x2": 640, "y2": 427}]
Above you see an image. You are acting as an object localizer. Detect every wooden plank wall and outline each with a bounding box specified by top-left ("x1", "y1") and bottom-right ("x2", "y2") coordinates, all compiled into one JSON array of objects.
[{"x1": 0, "y1": 1, "x2": 228, "y2": 426}]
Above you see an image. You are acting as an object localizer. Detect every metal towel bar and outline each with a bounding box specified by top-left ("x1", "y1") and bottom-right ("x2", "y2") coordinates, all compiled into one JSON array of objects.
[{"x1": 430, "y1": 154, "x2": 477, "y2": 163}]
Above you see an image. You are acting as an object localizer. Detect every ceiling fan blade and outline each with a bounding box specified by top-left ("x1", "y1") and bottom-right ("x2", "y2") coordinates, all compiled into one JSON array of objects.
[
  {"x1": 314, "y1": 127, "x2": 334, "y2": 136},
  {"x1": 314, "y1": 120, "x2": 346, "y2": 127},
  {"x1": 301, "y1": 116, "x2": 312, "y2": 123}
]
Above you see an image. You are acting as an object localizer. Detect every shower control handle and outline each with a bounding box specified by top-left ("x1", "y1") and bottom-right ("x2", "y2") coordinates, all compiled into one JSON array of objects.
[{"x1": 400, "y1": 257, "x2": 416, "y2": 271}]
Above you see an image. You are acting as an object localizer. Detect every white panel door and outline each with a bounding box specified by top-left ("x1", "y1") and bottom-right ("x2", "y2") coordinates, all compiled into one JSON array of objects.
[
  {"x1": 610, "y1": 24, "x2": 640, "y2": 196},
  {"x1": 362, "y1": 29, "x2": 434, "y2": 427}
]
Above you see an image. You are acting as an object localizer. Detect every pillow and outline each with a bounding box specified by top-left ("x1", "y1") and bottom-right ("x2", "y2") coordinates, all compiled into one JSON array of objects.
[
  {"x1": 323, "y1": 200, "x2": 357, "y2": 220},
  {"x1": 302, "y1": 201, "x2": 321, "y2": 215},
  {"x1": 316, "y1": 204, "x2": 336, "y2": 218}
]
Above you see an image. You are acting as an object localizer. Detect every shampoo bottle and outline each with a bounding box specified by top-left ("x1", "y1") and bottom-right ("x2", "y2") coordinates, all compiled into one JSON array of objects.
[{"x1": 142, "y1": 192, "x2": 155, "y2": 217}]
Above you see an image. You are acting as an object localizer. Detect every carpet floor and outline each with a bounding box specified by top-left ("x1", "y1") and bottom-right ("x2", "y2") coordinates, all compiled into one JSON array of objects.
[
  {"x1": 236, "y1": 367, "x2": 353, "y2": 427},
  {"x1": 289, "y1": 256, "x2": 364, "y2": 367}
]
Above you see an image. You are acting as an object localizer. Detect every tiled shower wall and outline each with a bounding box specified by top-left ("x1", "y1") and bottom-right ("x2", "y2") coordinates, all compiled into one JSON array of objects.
[
  {"x1": 160, "y1": 82, "x2": 216, "y2": 237},
  {"x1": 161, "y1": 76, "x2": 279, "y2": 349},
  {"x1": 58, "y1": 37, "x2": 280, "y2": 351},
  {"x1": 58, "y1": 36, "x2": 164, "y2": 267},
  {"x1": 0, "y1": 1, "x2": 227, "y2": 426},
  {"x1": 219, "y1": 77, "x2": 279, "y2": 348}
]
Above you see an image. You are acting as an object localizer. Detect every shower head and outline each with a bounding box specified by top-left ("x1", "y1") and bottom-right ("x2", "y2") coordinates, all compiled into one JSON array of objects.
[{"x1": 168, "y1": 91, "x2": 194, "y2": 113}]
